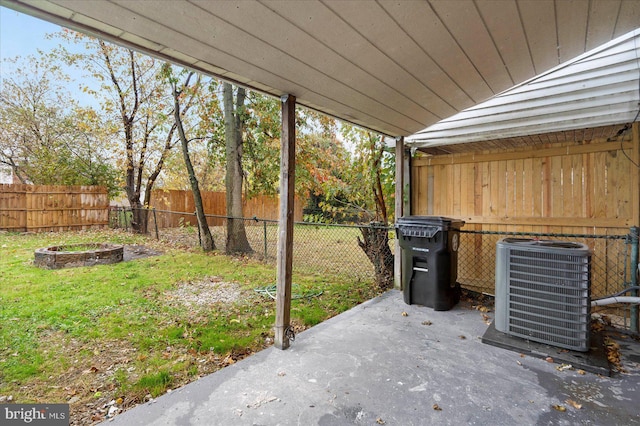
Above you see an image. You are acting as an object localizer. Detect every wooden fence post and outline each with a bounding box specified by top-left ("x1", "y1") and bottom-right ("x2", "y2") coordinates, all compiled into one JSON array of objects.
[{"x1": 275, "y1": 94, "x2": 296, "y2": 350}]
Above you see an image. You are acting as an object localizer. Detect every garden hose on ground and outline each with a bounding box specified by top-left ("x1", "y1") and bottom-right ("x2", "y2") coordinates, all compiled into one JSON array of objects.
[{"x1": 254, "y1": 284, "x2": 323, "y2": 300}]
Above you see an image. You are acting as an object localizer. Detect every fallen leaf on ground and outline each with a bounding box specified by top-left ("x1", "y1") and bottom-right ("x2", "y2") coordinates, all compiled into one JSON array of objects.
[
  {"x1": 401, "y1": 312, "x2": 408, "y2": 317},
  {"x1": 432, "y1": 404, "x2": 442, "y2": 411},
  {"x1": 552, "y1": 404, "x2": 566, "y2": 412},
  {"x1": 376, "y1": 418, "x2": 385, "y2": 424},
  {"x1": 473, "y1": 305, "x2": 491, "y2": 313},
  {"x1": 566, "y1": 399, "x2": 582, "y2": 409},
  {"x1": 604, "y1": 337, "x2": 626, "y2": 372},
  {"x1": 221, "y1": 355, "x2": 235, "y2": 366},
  {"x1": 545, "y1": 357, "x2": 554, "y2": 363},
  {"x1": 556, "y1": 364, "x2": 572, "y2": 371},
  {"x1": 421, "y1": 320, "x2": 432, "y2": 326},
  {"x1": 577, "y1": 369, "x2": 586, "y2": 375},
  {"x1": 458, "y1": 335, "x2": 466, "y2": 340}
]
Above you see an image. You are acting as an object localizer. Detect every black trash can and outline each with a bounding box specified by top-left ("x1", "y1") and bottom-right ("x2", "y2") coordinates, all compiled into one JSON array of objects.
[{"x1": 395, "y1": 216, "x2": 464, "y2": 311}]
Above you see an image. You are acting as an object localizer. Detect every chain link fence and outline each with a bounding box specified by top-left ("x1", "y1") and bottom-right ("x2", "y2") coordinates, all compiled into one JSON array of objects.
[
  {"x1": 109, "y1": 207, "x2": 394, "y2": 282},
  {"x1": 458, "y1": 229, "x2": 638, "y2": 330},
  {"x1": 110, "y1": 207, "x2": 638, "y2": 331}
]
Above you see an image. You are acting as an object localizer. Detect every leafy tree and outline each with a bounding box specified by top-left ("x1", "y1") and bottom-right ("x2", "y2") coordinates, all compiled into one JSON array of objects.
[
  {"x1": 160, "y1": 143, "x2": 225, "y2": 191},
  {"x1": 0, "y1": 54, "x2": 121, "y2": 196},
  {"x1": 348, "y1": 129, "x2": 395, "y2": 291},
  {"x1": 55, "y1": 31, "x2": 178, "y2": 233},
  {"x1": 340, "y1": 126, "x2": 395, "y2": 222},
  {"x1": 242, "y1": 92, "x2": 281, "y2": 197},
  {"x1": 242, "y1": 96, "x2": 350, "y2": 201},
  {"x1": 312, "y1": 125, "x2": 395, "y2": 290}
]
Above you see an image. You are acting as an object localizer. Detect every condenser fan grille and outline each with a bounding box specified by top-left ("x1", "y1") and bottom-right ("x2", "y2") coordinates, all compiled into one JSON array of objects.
[{"x1": 495, "y1": 239, "x2": 591, "y2": 352}]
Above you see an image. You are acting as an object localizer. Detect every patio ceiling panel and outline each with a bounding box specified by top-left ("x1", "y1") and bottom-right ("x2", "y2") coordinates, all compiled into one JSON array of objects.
[
  {"x1": 381, "y1": 1, "x2": 495, "y2": 105},
  {"x1": 126, "y1": 0, "x2": 434, "y2": 135},
  {"x1": 474, "y1": 0, "x2": 535, "y2": 85},
  {"x1": 1, "y1": 0, "x2": 639, "y2": 138},
  {"x1": 258, "y1": 1, "x2": 447, "y2": 125},
  {"x1": 586, "y1": 0, "x2": 625, "y2": 50},
  {"x1": 198, "y1": 1, "x2": 437, "y2": 128},
  {"x1": 617, "y1": 0, "x2": 640, "y2": 37},
  {"x1": 318, "y1": 0, "x2": 461, "y2": 116},
  {"x1": 518, "y1": 0, "x2": 560, "y2": 75},
  {"x1": 556, "y1": 0, "x2": 589, "y2": 63},
  {"x1": 102, "y1": 0, "x2": 419, "y2": 135},
  {"x1": 430, "y1": 0, "x2": 516, "y2": 93},
  {"x1": 349, "y1": 4, "x2": 474, "y2": 113}
]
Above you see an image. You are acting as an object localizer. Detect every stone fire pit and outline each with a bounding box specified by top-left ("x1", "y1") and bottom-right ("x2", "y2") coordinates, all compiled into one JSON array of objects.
[{"x1": 34, "y1": 243, "x2": 124, "y2": 269}]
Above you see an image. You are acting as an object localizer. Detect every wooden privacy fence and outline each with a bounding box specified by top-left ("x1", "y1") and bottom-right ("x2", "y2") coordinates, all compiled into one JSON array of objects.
[
  {"x1": 0, "y1": 184, "x2": 109, "y2": 232},
  {"x1": 412, "y1": 137, "x2": 637, "y2": 233},
  {"x1": 150, "y1": 189, "x2": 304, "y2": 228},
  {"x1": 411, "y1": 132, "x2": 639, "y2": 296}
]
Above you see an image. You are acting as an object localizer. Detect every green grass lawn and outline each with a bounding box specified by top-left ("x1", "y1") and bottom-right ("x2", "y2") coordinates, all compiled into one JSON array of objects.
[{"x1": 0, "y1": 229, "x2": 382, "y2": 423}]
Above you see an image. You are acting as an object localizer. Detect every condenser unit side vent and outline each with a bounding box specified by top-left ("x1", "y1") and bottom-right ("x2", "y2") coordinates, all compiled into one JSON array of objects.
[{"x1": 495, "y1": 239, "x2": 591, "y2": 352}]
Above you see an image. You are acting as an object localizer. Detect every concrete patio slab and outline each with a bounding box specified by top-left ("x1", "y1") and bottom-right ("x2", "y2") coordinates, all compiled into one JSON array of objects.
[
  {"x1": 481, "y1": 322, "x2": 610, "y2": 376},
  {"x1": 104, "y1": 290, "x2": 640, "y2": 426}
]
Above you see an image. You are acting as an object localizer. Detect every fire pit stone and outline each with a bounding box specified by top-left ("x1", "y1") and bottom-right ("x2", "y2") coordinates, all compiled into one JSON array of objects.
[{"x1": 34, "y1": 243, "x2": 124, "y2": 269}]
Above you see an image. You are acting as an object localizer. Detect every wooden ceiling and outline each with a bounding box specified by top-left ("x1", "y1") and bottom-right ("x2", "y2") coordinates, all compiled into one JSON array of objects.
[{"x1": 2, "y1": 0, "x2": 640, "y2": 137}]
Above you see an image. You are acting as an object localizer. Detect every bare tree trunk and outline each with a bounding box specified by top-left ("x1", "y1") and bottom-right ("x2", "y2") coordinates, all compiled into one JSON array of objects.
[
  {"x1": 129, "y1": 202, "x2": 148, "y2": 234},
  {"x1": 172, "y1": 73, "x2": 215, "y2": 251},
  {"x1": 223, "y1": 83, "x2": 252, "y2": 254},
  {"x1": 358, "y1": 222, "x2": 394, "y2": 291}
]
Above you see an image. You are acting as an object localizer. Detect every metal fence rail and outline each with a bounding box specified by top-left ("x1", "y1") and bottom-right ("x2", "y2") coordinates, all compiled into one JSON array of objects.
[{"x1": 109, "y1": 207, "x2": 638, "y2": 331}]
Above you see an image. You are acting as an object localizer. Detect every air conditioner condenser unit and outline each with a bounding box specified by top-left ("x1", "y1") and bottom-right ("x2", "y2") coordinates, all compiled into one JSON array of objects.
[{"x1": 494, "y1": 238, "x2": 592, "y2": 352}]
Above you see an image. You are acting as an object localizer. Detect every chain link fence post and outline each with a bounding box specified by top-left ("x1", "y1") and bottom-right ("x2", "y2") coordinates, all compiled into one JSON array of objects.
[
  {"x1": 263, "y1": 219, "x2": 268, "y2": 260},
  {"x1": 195, "y1": 211, "x2": 201, "y2": 247},
  {"x1": 630, "y1": 226, "x2": 639, "y2": 333},
  {"x1": 153, "y1": 208, "x2": 159, "y2": 240}
]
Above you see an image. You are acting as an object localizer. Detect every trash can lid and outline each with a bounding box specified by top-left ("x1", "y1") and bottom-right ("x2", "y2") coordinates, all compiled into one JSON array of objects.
[{"x1": 396, "y1": 216, "x2": 464, "y2": 230}]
